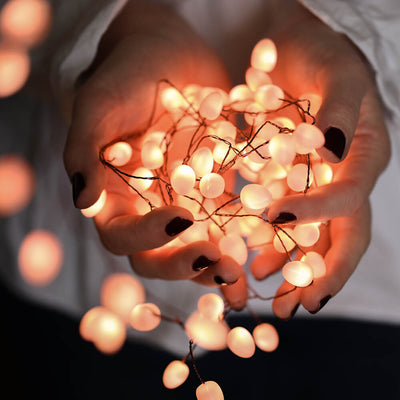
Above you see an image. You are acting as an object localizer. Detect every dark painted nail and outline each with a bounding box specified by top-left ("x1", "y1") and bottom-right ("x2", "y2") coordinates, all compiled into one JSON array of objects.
[
  {"x1": 272, "y1": 212, "x2": 297, "y2": 224},
  {"x1": 309, "y1": 295, "x2": 331, "y2": 314},
  {"x1": 192, "y1": 256, "x2": 218, "y2": 271},
  {"x1": 324, "y1": 127, "x2": 346, "y2": 159},
  {"x1": 214, "y1": 276, "x2": 228, "y2": 286},
  {"x1": 165, "y1": 217, "x2": 193, "y2": 236},
  {"x1": 72, "y1": 173, "x2": 85, "y2": 208}
]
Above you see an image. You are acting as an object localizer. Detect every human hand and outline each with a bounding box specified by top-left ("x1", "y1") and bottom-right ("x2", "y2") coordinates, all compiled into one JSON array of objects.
[{"x1": 63, "y1": 1, "x2": 243, "y2": 287}]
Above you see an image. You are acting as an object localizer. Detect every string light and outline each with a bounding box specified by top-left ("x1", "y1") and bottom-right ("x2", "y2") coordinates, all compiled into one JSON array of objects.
[{"x1": 163, "y1": 360, "x2": 190, "y2": 389}]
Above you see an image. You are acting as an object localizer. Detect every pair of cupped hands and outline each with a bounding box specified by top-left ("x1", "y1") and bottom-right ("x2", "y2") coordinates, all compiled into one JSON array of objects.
[{"x1": 63, "y1": 1, "x2": 390, "y2": 319}]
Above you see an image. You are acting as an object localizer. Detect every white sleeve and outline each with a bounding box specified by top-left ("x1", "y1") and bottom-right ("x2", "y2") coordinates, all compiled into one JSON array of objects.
[{"x1": 298, "y1": 0, "x2": 400, "y2": 136}]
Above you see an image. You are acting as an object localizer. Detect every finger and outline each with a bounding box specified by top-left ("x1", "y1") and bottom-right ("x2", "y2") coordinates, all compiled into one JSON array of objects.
[
  {"x1": 192, "y1": 255, "x2": 242, "y2": 287},
  {"x1": 250, "y1": 244, "x2": 288, "y2": 280},
  {"x1": 300, "y1": 201, "x2": 371, "y2": 313},
  {"x1": 220, "y1": 273, "x2": 248, "y2": 310},
  {"x1": 272, "y1": 282, "x2": 301, "y2": 320},
  {"x1": 130, "y1": 240, "x2": 221, "y2": 280},
  {"x1": 96, "y1": 204, "x2": 194, "y2": 255},
  {"x1": 316, "y1": 62, "x2": 369, "y2": 162}
]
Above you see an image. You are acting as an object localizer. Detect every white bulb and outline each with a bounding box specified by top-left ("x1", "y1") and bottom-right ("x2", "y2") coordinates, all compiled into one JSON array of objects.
[
  {"x1": 259, "y1": 160, "x2": 287, "y2": 184},
  {"x1": 219, "y1": 234, "x2": 248, "y2": 266},
  {"x1": 227, "y1": 327, "x2": 256, "y2": 358},
  {"x1": 196, "y1": 381, "x2": 224, "y2": 400},
  {"x1": 129, "y1": 167, "x2": 154, "y2": 193},
  {"x1": 81, "y1": 190, "x2": 107, "y2": 218},
  {"x1": 199, "y1": 91, "x2": 224, "y2": 120},
  {"x1": 197, "y1": 293, "x2": 225, "y2": 320},
  {"x1": 171, "y1": 165, "x2": 196, "y2": 195},
  {"x1": 273, "y1": 228, "x2": 296, "y2": 253},
  {"x1": 301, "y1": 251, "x2": 326, "y2": 278},
  {"x1": 160, "y1": 87, "x2": 186, "y2": 112},
  {"x1": 141, "y1": 140, "x2": 164, "y2": 169},
  {"x1": 251, "y1": 38, "x2": 277, "y2": 72},
  {"x1": 213, "y1": 140, "x2": 236, "y2": 165},
  {"x1": 282, "y1": 260, "x2": 314, "y2": 287},
  {"x1": 162, "y1": 360, "x2": 190, "y2": 389},
  {"x1": 248, "y1": 138, "x2": 270, "y2": 164},
  {"x1": 240, "y1": 184, "x2": 272, "y2": 212},
  {"x1": 129, "y1": 303, "x2": 161, "y2": 332},
  {"x1": 229, "y1": 84, "x2": 253, "y2": 102},
  {"x1": 244, "y1": 102, "x2": 265, "y2": 127},
  {"x1": 189, "y1": 147, "x2": 214, "y2": 177},
  {"x1": 293, "y1": 123, "x2": 325, "y2": 154},
  {"x1": 269, "y1": 134, "x2": 296, "y2": 166},
  {"x1": 253, "y1": 323, "x2": 279, "y2": 352},
  {"x1": 255, "y1": 84, "x2": 284, "y2": 110},
  {"x1": 199, "y1": 173, "x2": 225, "y2": 199},
  {"x1": 143, "y1": 131, "x2": 167, "y2": 152},
  {"x1": 293, "y1": 223, "x2": 320, "y2": 247},
  {"x1": 105, "y1": 142, "x2": 132, "y2": 166},
  {"x1": 247, "y1": 223, "x2": 275, "y2": 249},
  {"x1": 214, "y1": 120, "x2": 237, "y2": 141},
  {"x1": 287, "y1": 163, "x2": 313, "y2": 192},
  {"x1": 273, "y1": 116, "x2": 296, "y2": 131},
  {"x1": 245, "y1": 67, "x2": 272, "y2": 91},
  {"x1": 256, "y1": 122, "x2": 280, "y2": 142},
  {"x1": 313, "y1": 163, "x2": 333, "y2": 186}
]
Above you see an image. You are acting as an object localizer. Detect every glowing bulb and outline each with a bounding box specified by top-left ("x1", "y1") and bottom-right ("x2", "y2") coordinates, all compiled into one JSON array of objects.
[
  {"x1": 81, "y1": 190, "x2": 107, "y2": 217},
  {"x1": 227, "y1": 327, "x2": 256, "y2": 358},
  {"x1": 257, "y1": 122, "x2": 280, "y2": 141},
  {"x1": 0, "y1": 0, "x2": 51, "y2": 47},
  {"x1": 245, "y1": 67, "x2": 272, "y2": 91},
  {"x1": 268, "y1": 134, "x2": 296, "y2": 165},
  {"x1": 253, "y1": 323, "x2": 279, "y2": 352},
  {"x1": 134, "y1": 191, "x2": 162, "y2": 215},
  {"x1": 247, "y1": 223, "x2": 274, "y2": 249},
  {"x1": 287, "y1": 163, "x2": 314, "y2": 192},
  {"x1": 300, "y1": 92, "x2": 322, "y2": 115},
  {"x1": 105, "y1": 141, "x2": 132, "y2": 166},
  {"x1": 244, "y1": 102, "x2": 265, "y2": 127},
  {"x1": 293, "y1": 223, "x2": 320, "y2": 247},
  {"x1": 197, "y1": 293, "x2": 225, "y2": 320},
  {"x1": 212, "y1": 140, "x2": 235, "y2": 165},
  {"x1": 199, "y1": 91, "x2": 223, "y2": 120},
  {"x1": 248, "y1": 138, "x2": 270, "y2": 164},
  {"x1": 185, "y1": 311, "x2": 229, "y2": 351},
  {"x1": 129, "y1": 167, "x2": 154, "y2": 193},
  {"x1": 176, "y1": 189, "x2": 202, "y2": 214},
  {"x1": 282, "y1": 260, "x2": 314, "y2": 287},
  {"x1": 163, "y1": 360, "x2": 190, "y2": 389},
  {"x1": 267, "y1": 179, "x2": 287, "y2": 200},
  {"x1": 171, "y1": 165, "x2": 196, "y2": 195},
  {"x1": 214, "y1": 120, "x2": 237, "y2": 141},
  {"x1": 301, "y1": 251, "x2": 326, "y2": 278},
  {"x1": 0, "y1": 44, "x2": 30, "y2": 97},
  {"x1": 259, "y1": 160, "x2": 287, "y2": 184},
  {"x1": 143, "y1": 131, "x2": 167, "y2": 152},
  {"x1": 141, "y1": 141, "x2": 164, "y2": 169},
  {"x1": 273, "y1": 117, "x2": 296, "y2": 131},
  {"x1": 196, "y1": 381, "x2": 224, "y2": 400},
  {"x1": 189, "y1": 147, "x2": 214, "y2": 177},
  {"x1": 0, "y1": 154, "x2": 35, "y2": 216},
  {"x1": 251, "y1": 38, "x2": 277, "y2": 72},
  {"x1": 229, "y1": 84, "x2": 253, "y2": 111},
  {"x1": 254, "y1": 84, "x2": 284, "y2": 110},
  {"x1": 293, "y1": 123, "x2": 325, "y2": 154},
  {"x1": 219, "y1": 234, "x2": 248, "y2": 266},
  {"x1": 313, "y1": 163, "x2": 333, "y2": 186},
  {"x1": 160, "y1": 87, "x2": 186, "y2": 112},
  {"x1": 129, "y1": 303, "x2": 161, "y2": 332},
  {"x1": 100, "y1": 273, "x2": 146, "y2": 321},
  {"x1": 273, "y1": 228, "x2": 296, "y2": 253},
  {"x1": 199, "y1": 173, "x2": 225, "y2": 199},
  {"x1": 18, "y1": 230, "x2": 63, "y2": 286},
  {"x1": 79, "y1": 306, "x2": 104, "y2": 342},
  {"x1": 240, "y1": 184, "x2": 272, "y2": 212}
]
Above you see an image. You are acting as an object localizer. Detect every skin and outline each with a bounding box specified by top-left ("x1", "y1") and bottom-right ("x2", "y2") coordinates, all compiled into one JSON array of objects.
[{"x1": 64, "y1": 1, "x2": 391, "y2": 316}]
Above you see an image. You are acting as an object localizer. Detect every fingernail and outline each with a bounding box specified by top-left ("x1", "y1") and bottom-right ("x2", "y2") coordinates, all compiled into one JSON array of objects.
[
  {"x1": 272, "y1": 212, "x2": 297, "y2": 224},
  {"x1": 192, "y1": 256, "x2": 218, "y2": 271},
  {"x1": 324, "y1": 127, "x2": 346, "y2": 159},
  {"x1": 309, "y1": 295, "x2": 331, "y2": 314},
  {"x1": 72, "y1": 173, "x2": 85, "y2": 208},
  {"x1": 165, "y1": 217, "x2": 193, "y2": 236},
  {"x1": 214, "y1": 276, "x2": 228, "y2": 286}
]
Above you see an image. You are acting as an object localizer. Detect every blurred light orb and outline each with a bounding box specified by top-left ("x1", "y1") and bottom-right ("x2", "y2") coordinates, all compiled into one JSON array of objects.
[
  {"x1": 185, "y1": 311, "x2": 229, "y2": 351},
  {"x1": 199, "y1": 173, "x2": 225, "y2": 199},
  {"x1": 214, "y1": 120, "x2": 237, "y2": 141},
  {"x1": 171, "y1": 165, "x2": 196, "y2": 195},
  {"x1": 301, "y1": 251, "x2": 326, "y2": 278},
  {"x1": 163, "y1": 360, "x2": 190, "y2": 389},
  {"x1": 189, "y1": 147, "x2": 214, "y2": 177},
  {"x1": 287, "y1": 163, "x2": 313, "y2": 192},
  {"x1": 212, "y1": 140, "x2": 235, "y2": 165},
  {"x1": 293, "y1": 223, "x2": 320, "y2": 247},
  {"x1": 129, "y1": 167, "x2": 154, "y2": 193},
  {"x1": 105, "y1": 141, "x2": 132, "y2": 166},
  {"x1": 199, "y1": 91, "x2": 223, "y2": 120},
  {"x1": 268, "y1": 134, "x2": 296, "y2": 166},
  {"x1": 245, "y1": 67, "x2": 272, "y2": 91},
  {"x1": 240, "y1": 184, "x2": 272, "y2": 212},
  {"x1": 282, "y1": 260, "x2": 314, "y2": 287},
  {"x1": 141, "y1": 140, "x2": 164, "y2": 170},
  {"x1": 253, "y1": 323, "x2": 279, "y2": 352},
  {"x1": 255, "y1": 84, "x2": 284, "y2": 111},
  {"x1": 219, "y1": 234, "x2": 248, "y2": 266},
  {"x1": 0, "y1": 44, "x2": 30, "y2": 97},
  {"x1": 0, "y1": 154, "x2": 35, "y2": 216},
  {"x1": 227, "y1": 326, "x2": 256, "y2": 358},
  {"x1": 129, "y1": 303, "x2": 161, "y2": 332},
  {"x1": 196, "y1": 381, "x2": 224, "y2": 400},
  {"x1": 251, "y1": 38, "x2": 277, "y2": 72},
  {"x1": 100, "y1": 273, "x2": 146, "y2": 321},
  {"x1": 79, "y1": 306, "x2": 104, "y2": 342},
  {"x1": 313, "y1": 163, "x2": 333, "y2": 186},
  {"x1": 0, "y1": 0, "x2": 51, "y2": 47},
  {"x1": 160, "y1": 87, "x2": 185, "y2": 112},
  {"x1": 81, "y1": 189, "x2": 107, "y2": 218},
  {"x1": 197, "y1": 293, "x2": 224, "y2": 320},
  {"x1": 18, "y1": 230, "x2": 63, "y2": 286}
]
